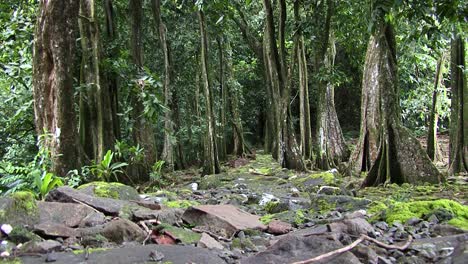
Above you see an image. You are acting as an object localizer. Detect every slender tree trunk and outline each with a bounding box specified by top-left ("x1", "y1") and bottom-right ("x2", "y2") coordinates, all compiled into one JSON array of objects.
[
  {"x1": 449, "y1": 34, "x2": 468, "y2": 174},
  {"x1": 217, "y1": 37, "x2": 227, "y2": 161},
  {"x1": 198, "y1": 10, "x2": 220, "y2": 175},
  {"x1": 33, "y1": 0, "x2": 81, "y2": 176},
  {"x1": 427, "y1": 53, "x2": 446, "y2": 161},
  {"x1": 263, "y1": 0, "x2": 305, "y2": 171},
  {"x1": 357, "y1": 23, "x2": 440, "y2": 186},
  {"x1": 294, "y1": 0, "x2": 312, "y2": 161},
  {"x1": 152, "y1": 0, "x2": 174, "y2": 170},
  {"x1": 79, "y1": 0, "x2": 114, "y2": 162},
  {"x1": 129, "y1": 0, "x2": 156, "y2": 181},
  {"x1": 103, "y1": 0, "x2": 120, "y2": 140}
]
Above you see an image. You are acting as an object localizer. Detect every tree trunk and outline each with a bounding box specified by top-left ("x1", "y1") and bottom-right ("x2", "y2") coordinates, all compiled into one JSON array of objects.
[
  {"x1": 427, "y1": 53, "x2": 446, "y2": 161},
  {"x1": 198, "y1": 10, "x2": 220, "y2": 175},
  {"x1": 263, "y1": 0, "x2": 305, "y2": 171},
  {"x1": 449, "y1": 34, "x2": 468, "y2": 174},
  {"x1": 358, "y1": 23, "x2": 440, "y2": 186},
  {"x1": 152, "y1": 0, "x2": 174, "y2": 171},
  {"x1": 33, "y1": 0, "x2": 81, "y2": 176},
  {"x1": 294, "y1": 0, "x2": 312, "y2": 161},
  {"x1": 129, "y1": 0, "x2": 156, "y2": 181},
  {"x1": 217, "y1": 37, "x2": 227, "y2": 161},
  {"x1": 78, "y1": 0, "x2": 115, "y2": 162}
]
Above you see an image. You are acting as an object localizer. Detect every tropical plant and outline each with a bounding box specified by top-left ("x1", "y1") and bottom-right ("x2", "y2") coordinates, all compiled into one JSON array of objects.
[
  {"x1": 34, "y1": 171, "x2": 63, "y2": 199},
  {"x1": 149, "y1": 160, "x2": 167, "y2": 188},
  {"x1": 89, "y1": 150, "x2": 128, "y2": 182}
]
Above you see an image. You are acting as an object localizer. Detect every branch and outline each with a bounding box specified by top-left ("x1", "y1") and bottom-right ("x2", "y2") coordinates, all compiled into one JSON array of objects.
[{"x1": 291, "y1": 235, "x2": 413, "y2": 264}]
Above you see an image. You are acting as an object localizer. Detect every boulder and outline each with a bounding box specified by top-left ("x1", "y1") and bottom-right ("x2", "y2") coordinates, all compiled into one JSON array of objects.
[
  {"x1": 242, "y1": 234, "x2": 361, "y2": 264},
  {"x1": 409, "y1": 233, "x2": 468, "y2": 263},
  {"x1": 38, "y1": 201, "x2": 105, "y2": 228},
  {"x1": 34, "y1": 222, "x2": 78, "y2": 238},
  {"x1": 133, "y1": 208, "x2": 183, "y2": 225},
  {"x1": 329, "y1": 218, "x2": 375, "y2": 237},
  {"x1": 182, "y1": 205, "x2": 267, "y2": 238},
  {"x1": 267, "y1": 220, "x2": 293, "y2": 235},
  {"x1": 197, "y1": 233, "x2": 224, "y2": 250},
  {"x1": 77, "y1": 182, "x2": 140, "y2": 201},
  {"x1": 21, "y1": 240, "x2": 62, "y2": 254},
  {"x1": 0, "y1": 191, "x2": 40, "y2": 228},
  {"x1": 98, "y1": 219, "x2": 146, "y2": 244},
  {"x1": 310, "y1": 194, "x2": 371, "y2": 213}
]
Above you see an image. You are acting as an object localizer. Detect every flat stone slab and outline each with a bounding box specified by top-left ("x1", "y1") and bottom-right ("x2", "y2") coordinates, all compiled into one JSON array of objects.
[
  {"x1": 182, "y1": 205, "x2": 267, "y2": 238},
  {"x1": 45, "y1": 186, "x2": 132, "y2": 215},
  {"x1": 20, "y1": 244, "x2": 227, "y2": 264},
  {"x1": 133, "y1": 208, "x2": 183, "y2": 225},
  {"x1": 38, "y1": 201, "x2": 105, "y2": 227},
  {"x1": 242, "y1": 234, "x2": 362, "y2": 264}
]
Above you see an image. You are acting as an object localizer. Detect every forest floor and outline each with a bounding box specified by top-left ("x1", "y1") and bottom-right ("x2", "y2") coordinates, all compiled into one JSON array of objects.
[{"x1": 1, "y1": 146, "x2": 467, "y2": 263}]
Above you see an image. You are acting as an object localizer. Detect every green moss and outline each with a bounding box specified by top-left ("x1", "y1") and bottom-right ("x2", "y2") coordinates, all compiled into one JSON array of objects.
[
  {"x1": 151, "y1": 190, "x2": 178, "y2": 200},
  {"x1": 316, "y1": 199, "x2": 336, "y2": 213},
  {"x1": 231, "y1": 238, "x2": 242, "y2": 249},
  {"x1": 10, "y1": 191, "x2": 37, "y2": 212},
  {"x1": 78, "y1": 182, "x2": 138, "y2": 200},
  {"x1": 260, "y1": 214, "x2": 274, "y2": 225},
  {"x1": 264, "y1": 201, "x2": 279, "y2": 214},
  {"x1": 199, "y1": 175, "x2": 222, "y2": 189},
  {"x1": 276, "y1": 178, "x2": 288, "y2": 185},
  {"x1": 163, "y1": 200, "x2": 199, "y2": 209},
  {"x1": 177, "y1": 189, "x2": 193, "y2": 196},
  {"x1": 0, "y1": 259, "x2": 22, "y2": 264},
  {"x1": 159, "y1": 224, "x2": 201, "y2": 244},
  {"x1": 72, "y1": 248, "x2": 109, "y2": 255},
  {"x1": 9, "y1": 226, "x2": 41, "y2": 243},
  {"x1": 375, "y1": 199, "x2": 468, "y2": 230},
  {"x1": 294, "y1": 209, "x2": 306, "y2": 225},
  {"x1": 310, "y1": 172, "x2": 335, "y2": 185}
]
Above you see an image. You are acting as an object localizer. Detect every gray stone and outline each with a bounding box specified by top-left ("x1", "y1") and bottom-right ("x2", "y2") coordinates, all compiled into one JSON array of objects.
[
  {"x1": 0, "y1": 192, "x2": 40, "y2": 228},
  {"x1": 132, "y1": 208, "x2": 184, "y2": 225},
  {"x1": 20, "y1": 244, "x2": 227, "y2": 264},
  {"x1": 197, "y1": 233, "x2": 224, "y2": 250},
  {"x1": 21, "y1": 240, "x2": 62, "y2": 254},
  {"x1": 77, "y1": 182, "x2": 140, "y2": 201},
  {"x1": 242, "y1": 234, "x2": 361, "y2": 264},
  {"x1": 329, "y1": 218, "x2": 375, "y2": 237},
  {"x1": 182, "y1": 205, "x2": 267, "y2": 238},
  {"x1": 310, "y1": 194, "x2": 372, "y2": 213},
  {"x1": 38, "y1": 201, "x2": 105, "y2": 228},
  {"x1": 97, "y1": 219, "x2": 146, "y2": 244},
  {"x1": 34, "y1": 222, "x2": 78, "y2": 238}
]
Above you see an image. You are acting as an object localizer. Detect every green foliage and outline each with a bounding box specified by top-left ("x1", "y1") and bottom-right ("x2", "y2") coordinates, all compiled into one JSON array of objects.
[
  {"x1": 34, "y1": 172, "x2": 63, "y2": 199},
  {"x1": 89, "y1": 150, "x2": 128, "y2": 182}
]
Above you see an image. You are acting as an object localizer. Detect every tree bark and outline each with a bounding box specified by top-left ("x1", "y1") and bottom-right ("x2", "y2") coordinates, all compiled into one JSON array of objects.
[
  {"x1": 427, "y1": 53, "x2": 446, "y2": 161},
  {"x1": 33, "y1": 0, "x2": 81, "y2": 176},
  {"x1": 217, "y1": 37, "x2": 227, "y2": 161},
  {"x1": 198, "y1": 10, "x2": 220, "y2": 175},
  {"x1": 152, "y1": 0, "x2": 174, "y2": 171},
  {"x1": 449, "y1": 34, "x2": 468, "y2": 174},
  {"x1": 263, "y1": 0, "x2": 305, "y2": 171},
  {"x1": 78, "y1": 0, "x2": 115, "y2": 162},
  {"x1": 358, "y1": 23, "x2": 440, "y2": 186},
  {"x1": 129, "y1": 0, "x2": 156, "y2": 181}
]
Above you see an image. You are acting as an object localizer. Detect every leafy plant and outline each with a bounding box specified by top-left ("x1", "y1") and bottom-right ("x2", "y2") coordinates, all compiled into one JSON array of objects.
[
  {"x1": 90, "y1": 150, "x2": 128, "y2": 182},
  {"x1": 149, "y1": 160, "x2": 167, "y2": 188},
  {"x1": 34, "y1": 171, "x2": 63, "y2": 199}
]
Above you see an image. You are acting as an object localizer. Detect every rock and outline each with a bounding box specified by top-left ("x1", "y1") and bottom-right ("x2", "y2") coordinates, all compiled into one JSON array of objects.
[
  {"x1": 21, "y1": 240, "x2": 62, "y2": 254},
  {"x1": 45, "y1": 252, "x2": 58, "y2": 262},
  {"x1": 329, "y1": 218, "x2": 375, "y2": 237},
  {"x1": 45, "y1": 186, "x2": 136, "y2": 216},
  {"x1": 0, "y1": 191, "x2": 40, "y2": 228},
  {"x1": 259, "y1": 193, "x2": 276, "y2": 206},
  {"x1": 133, "y1": 208, "x2": 184, "y2": 225},
  {"x1": 242, "y1": 234, "x2": 361, "y2": 264},
  {"x1": 231, "y1": 237, "x2": 258, "y2": 252},
  {"x1": 38, "y1": 201, "x2": 105, "y2": 228},
  {"x1": 197, "y1": 233, "x2": 224, "y2": 250},
  {"x1": 264, "y1": 200, "x2": 289, "y2": 213},
  {"x1": 8, "y1": 226, "x2": 42, "y2": 243},
  {"x1": 157, "y1": 224, "x2": 201, "y2": 245},
  {"x1": 77, "y1": 182, "x2": 140, "y2": 201},
  {"x1": 1, "y1": 224, "x2": 13, "y2": 235},
  {"x1": 310, "y1": 194, "x2": 372, "y2": 213},
  {"x1": 131, "y1": 200, "x2": 161, "y2": 210},
  {"x1": 182, "y1": 205, "x2": 267, "y2": 238},
  {"x1": 317, "y1": 186, "x2": 342, "y2": 195},
  {"x1": 410, "y1": 233, "x2": 468, "y2": 263},
  {"x1": 34, "y1": 222, "x2": 78, "y2": 238},
  {"x1": 98, "y1": 219, "x2": 146, "y2": 244},
  {"x1": 20, "y1": 244, "x2": 228, "y2": 264},
  {"x1": 351, "y1": 244, "x2": 379, "y2": 263},
  {"x1": 267, "y1": 220, "x2": 292, "y2": 235},
  {"x1": 432, "y1": 224, "x2": 467, "y2": 237}
]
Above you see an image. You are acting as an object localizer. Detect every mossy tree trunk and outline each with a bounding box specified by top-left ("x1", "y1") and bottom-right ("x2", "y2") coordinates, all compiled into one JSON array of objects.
[
  {"x1": 79, "y1": 0, "x2": 115, "y2": 163},
  {"x1": 427, "y1": 52, "x2": 446, "y2": 161},
  {"x1": 356, "y1": 23, "x2": 440, "y2": 186},
  {"x1": 263, "y1": 0, "x2": 305, "y2": 171},
  {"x1": 313, "y1": 0, "x2": 348, "y2": 170},
  {"x1": 198, "y1": 10, "x2": 220, "y2": 175},
  {"x1": 33, "y1": 0, "x2": 81, "y2": 176},
  {"x1": 129, "y1": 0, "x2": 156, "y2": 181},
  {"x1": 449, "y1": 34, "x2": 468, "y2": 174},
  {"x1": 217, "y1": 37, "x2": 228, "y2": 161}
]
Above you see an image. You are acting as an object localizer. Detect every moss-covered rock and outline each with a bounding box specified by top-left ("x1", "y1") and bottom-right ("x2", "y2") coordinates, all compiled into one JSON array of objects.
[
  {"x1": 77, "y1": 182, "x2": 140, "y2": 200},
  {"x1": 8, "y1": 226, "x2": 42, "y2": 244},
  {"x1": 231, "y1": 237, "x2": 257, "y2": 251},
  {"x1": 260, "y1": 209, "x2": 309, "y2": 226},
  {"x1": 158, "y1": 224, "x2": 201, "y2": 244},
  {"x1": 309, "y1": 194, "x2": 371, "y2": 213},
  {"x1": 0, "y1": 191, "x2": 40, "y2": 228},
  {"x1": 163, "y1": 200, "x2": 200, "y2": 209},
  {"x1": 371, "y1": 199, "x2": 468, "y2": 230}
]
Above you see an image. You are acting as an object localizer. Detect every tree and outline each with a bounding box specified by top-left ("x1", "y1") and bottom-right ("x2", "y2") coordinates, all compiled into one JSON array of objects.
[
  {"x1": 262, "y1": 0, "x2": 305, "y2": 170},
  {"x1": 78, "y1": 0, "x2": 115, "y2": 162},
  {"x1": 32, "y1": 0, "x2": 81, "y2": 176},
  {"x1": 352, "y1": 20, "x2": 440, "y2": 186},
  {"x1": 198, "y1": 8, "x2": 220, "y2": 175},
  {"x1": 449, "y1": 34, "x2": 467, "y2": 174}
]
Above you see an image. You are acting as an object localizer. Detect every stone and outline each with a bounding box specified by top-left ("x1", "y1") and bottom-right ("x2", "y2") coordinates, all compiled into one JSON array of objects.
[
  {"x1": 0, "y1": 224, "x2": 13, "y2": 235},
  {"x1": 45, "y1": 186, "x2": 138, "y2": 216},
  {"x1": 98, "y1": 219, "x2": 146, "y2": 244},
  {"x1": 77, "y1": 182, "x2": 140, "y2": 201},
  {"x1": 329, "y1": 218, "x2": 375, "y2": 237},
  {"x1": 317, "y1": 186, "x2": 342, "y2": 195},
  {"x1": 432, "y1": 224, "x2": 467, "y2": 237},
  {"x1": 0, "y1": 191, "x2": 40, "y2": 228},
  {"x1": 241, "y1": 234, "x2": 361, "y2": 264},
  {"x1": 157, "y1": 224, "x2": 201, "y2": 245},
  {"x1": 133, "y1": 208, "x2": 183, "y2": 225},
  {"x1": 267, "y1": 220, "x2": 293, "y2": 235},
  {"x1": 20, "y1": 244, "x2": 228, "y2": 264},
  {"x1": 34, "y1": 222, "x2": 78, "y2": 238},
  {"x1": 182, "y1": 205, "x2": 267, "y2": 238},
  {"x1": 21, "y1": 240, "x2": 62, "y2": 254},
  {"x1": 410, "y1": 234, "x2": 468, "y2": 263},
  {"x1": 310, "y1": 194, "x2": 372, "y2": 213},
  {"x1": 38, "y1": 201, "x2": 105, "y2": 228},
  {"x1": 197, "y1": 233, "x2": 224, "y2": 250}
]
